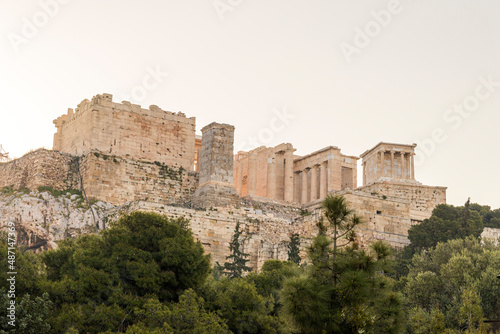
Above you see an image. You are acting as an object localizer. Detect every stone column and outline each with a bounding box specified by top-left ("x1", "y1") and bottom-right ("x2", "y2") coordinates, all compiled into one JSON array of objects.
[
  {"x1": 310, "y1": 165, "x2": 318, "y2": 201},
  {"x1": 301, "y1": 169, "x2": 309, "y2": 204},
  {"x1": 267, "y1": 154, "x2": 277, "y2": 199},
  {"x1": 401, "y1": 152, "x2": 406, "y2": 179},
  {"x1": 410, "y1": 153, "x2": 415, "y2": 180},
  {"x1": 362, "y1": 161, "x2": 366, "y2": 186},
  {"x1": 294, "y1": 171, "x2": 301, "y2": 203},
  {"x1": 319, "y1": 162, "x2": 327, "y2": 199},
  {"x1": 284, "y1": 149, "x2": 294, "y2": 202},
  {"x1": 379, "y1": 150, "x2": 385, "y2": 178},
  {"x1": 390, "y1": 151, "x2": 395, "y2": 178},
  {"x1": 248, "y1": 152, "x2": 257, "y2": 196},
  {"x1": 327, "y1": 157, "x2": 335, "y2": 192}
]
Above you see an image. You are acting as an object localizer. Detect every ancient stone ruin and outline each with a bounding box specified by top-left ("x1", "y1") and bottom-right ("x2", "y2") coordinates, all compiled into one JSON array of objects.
[{"x1": 0, "y1": 93, "x2": 447, "y2": 269}]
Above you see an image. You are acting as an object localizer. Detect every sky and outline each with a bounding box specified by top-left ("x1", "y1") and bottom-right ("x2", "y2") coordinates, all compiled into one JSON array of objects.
[{"x1": 1, "y1": 0, "x2": 499, "y2": 208}]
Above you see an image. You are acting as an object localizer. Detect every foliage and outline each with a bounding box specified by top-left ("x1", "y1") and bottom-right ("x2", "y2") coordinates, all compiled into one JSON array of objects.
[
  {"x1": 281, "y1": 195, "x2": 404, "y2": 334},
  {"x1": 42, "y1": 212, "x2": 211, "y2": 332},
  {"x1": 37, "y1": 186, "x2": 82, "y2": 198},
  {"x1": 407, "y1": 200, "x2": 484, "y2": 253},
  {"x1": 0, "y1": 293, "x2": 53, "y2": 334},
  {"x1": 246, "y1": 260, "x2": 301, "y2": 319},
  {"x1": 223, "y1": 221, "x2": 252, "y2": 278},
  {"x1": 200, "y1": 277, "x2": 288, "y2": 333},
  {"x1": 129, "y1": 289, "x2": 230, "y2": 334},
  {"x1": 406, "y1": 306, "x2": 446, "y2": 334},
  {"x1": 0, "y1": 236, "x2": 45, "y2": 297},
  {"x1": 321, "y1": 194, "x2": 364, "y2": 259},
  {"x1": 469, "y1": 203, "x2": 500, "y2": 229},
  {"x1": 403, "y1": 236, "x2": 500, "y2": 331},
  {"x1": 281, "y1": 240, "x2": 405, "y2": 333},
  {"x1": 287, "y1": 234, "x2": 301, "y2": 266}
]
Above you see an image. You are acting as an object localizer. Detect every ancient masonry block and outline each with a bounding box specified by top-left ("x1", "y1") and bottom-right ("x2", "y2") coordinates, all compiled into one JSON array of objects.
[
  {"x1": 79, "y1": 152, "x2": 199, "y2": 206},
  {"x1": 234, "y1": 144, "x2": 359, "y2": 205},
  {"x1": 360, "y1": 142, "x2": 418, "y2": 186},
  {"x1": 53, "y1": 93, "x2": 196, "y2": 170},
  {"x1": 0, "y1": 149, "x2": 79, "y2": 191},
  {"x1": 193, "y1": 122, "x2": 239, "y2": 208}
]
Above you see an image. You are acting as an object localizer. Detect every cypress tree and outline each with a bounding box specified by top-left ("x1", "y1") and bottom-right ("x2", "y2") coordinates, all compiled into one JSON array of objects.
[
  {"x1": 287, "y1": 233, "x2": 301, "y2": 265},
  {"x1": 223, "y1": 221, "x2": 251, "y2": 278}
]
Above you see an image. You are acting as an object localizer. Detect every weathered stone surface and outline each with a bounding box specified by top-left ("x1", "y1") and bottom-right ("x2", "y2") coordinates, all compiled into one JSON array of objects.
[
  {"x1": 356, "y1": 181, "x2": 447, "y2": 222},
  {"x1": 0, "y1": 190, "x2": 114, "y2": 252},
  {"x1": 360, "y1": 142, "x2": 418, "y2": 186},
  {"x1": 0, "y1": 149, "x2": 199, "y2": 207},
  {"x1": 234, "y1": 144, "x2": 358, "y2": 205},
  {"x1": 1, "y1": 94, "x2": 450, "y2": 267},
  {"x1": 481, "y1": 227, "x2": 500, "y2": 245},
  {"x1": 53, "y1": 93, "x2": 196, "y2": 170},
  {"x1": 193, "y1": 122, "x2": 239, "y2": 208},
  {"x1": 0, "y1": 149, "x2": 79, "y2": 191},
  {"x1": 80, "y1": 152, "x2": 198, "y2": 206}
]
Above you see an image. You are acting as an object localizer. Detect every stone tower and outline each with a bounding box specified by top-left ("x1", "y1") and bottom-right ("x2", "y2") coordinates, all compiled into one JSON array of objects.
[{"x1": 192, "y1": 122, "x2": 239, "y2": 208}]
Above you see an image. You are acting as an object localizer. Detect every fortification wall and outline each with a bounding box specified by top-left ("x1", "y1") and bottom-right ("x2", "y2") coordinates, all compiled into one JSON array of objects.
[
  {"x1": 0, "y1": 149, "x2": 199, "y2": 207},
  {"x1": 53, "y1": 94, "x2": 196, "y2": 170},
  {"x1": 80, "y1": 152, "x2": 199, "y2": 206},
  {"x1": 305, "y1": 190, "x2": 413, "y2": 249},
  {"x1": 343, "y1": 192, "x2": 412, "y2": 248},
  {"x1": 121, "y1": 200, "x2": 310, "y2": 270},
  {"x1": 357, "y1": 182, "x2": 447, "y2": 222},
  {"x1": 0, "y1": 149, "x2": 79, "y2": 191}
]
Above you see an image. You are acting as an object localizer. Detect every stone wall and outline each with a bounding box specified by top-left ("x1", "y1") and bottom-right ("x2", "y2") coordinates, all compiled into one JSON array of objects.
[
  {"x1": 357, "y1": 181, "x2": 447, "y2": 222},
  {"x1": 53, "y1": 93, "x2": 196, "y2": 170},
  {"x1": 0, "y1": 149, "x2": 79, "y2": 191},
  {"x1": 0, "y1": 149, "x2": 199, "y2": 207},
  {"x1": 305, "y1": 189, "x2": 413, "y2": 249},
  {"x1": 481, "y1": 227, "x2": 500, "y2": 245},
  {"x1": 80, "y1": 152, "x2": 199, "y2": 206},
  {"x1": 120, "y1": 200, "x2": 309, "y2": 271}
]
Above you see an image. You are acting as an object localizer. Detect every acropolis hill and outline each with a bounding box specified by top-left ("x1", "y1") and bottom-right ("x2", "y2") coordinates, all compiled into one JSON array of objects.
[{"x1": 0, "y1": 93, "x2": 448, "y2": 269}]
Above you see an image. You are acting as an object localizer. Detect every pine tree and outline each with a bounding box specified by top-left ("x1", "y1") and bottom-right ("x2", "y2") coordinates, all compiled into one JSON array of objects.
[
  {"x1": 287, "y1": 233, "x2": 301, "y2": 265},
  {"x1": 281, "y1": 195, "x2": 405, "y2": 333},
  {"x1": 223, "y1": 222, "x2": 252, "y2": 278}
]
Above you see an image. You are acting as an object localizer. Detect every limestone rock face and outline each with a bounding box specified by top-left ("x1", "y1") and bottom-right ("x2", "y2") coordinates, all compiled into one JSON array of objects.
[{"x1": 0, "y1": 190, "x2": 115, "y2": 251}]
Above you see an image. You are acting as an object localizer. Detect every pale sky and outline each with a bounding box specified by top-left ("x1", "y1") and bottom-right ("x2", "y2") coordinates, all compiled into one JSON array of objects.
[{"x1": 1, "y1": 0, "x2": 499, "y2": 208}]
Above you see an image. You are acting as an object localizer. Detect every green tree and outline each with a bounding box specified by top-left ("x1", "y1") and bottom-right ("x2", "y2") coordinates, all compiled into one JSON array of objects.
[
  {"x1": 408, "y1": 201, "x2": 483, "y2": 252},
  {"x1": 0, "y1": 236, "x2": 52, "y2": 333},
  {"x1": 42, "y1": 212, "x2": 211, "y2": 332},
  {"x1": 0, "y1": 293, "x2": 53, "y2": 334},
  {"x1": 200, "y1": 277, "x2": 286, "y2": 334},
  {"x1": 281, "y1": 195, "x2": 404, "y2": 333},
  {"x1": 321, "y1": 194, "x2": 364, "y2": 262},
  {"x1": 407, "y1": 306, "x2": 446, "y2": 334},
  {"x1": 223, "y1": 221, "x2": 252, "y2": 278},
  {"x1": 246, "y1": 260, "x2": 300, "y2": 320},
  {"x1": 403, "y1": 237, "x2": 500, "y2": 330},
  {"x1": 129, "y1": 289, "x2": 230, "y2": 333},
  {"x1": 287, "y1": 233, "x2": 301, "y2": 266},
  {"x1": 458, "y1": 287, "x2": 485, "y2": 331}
]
